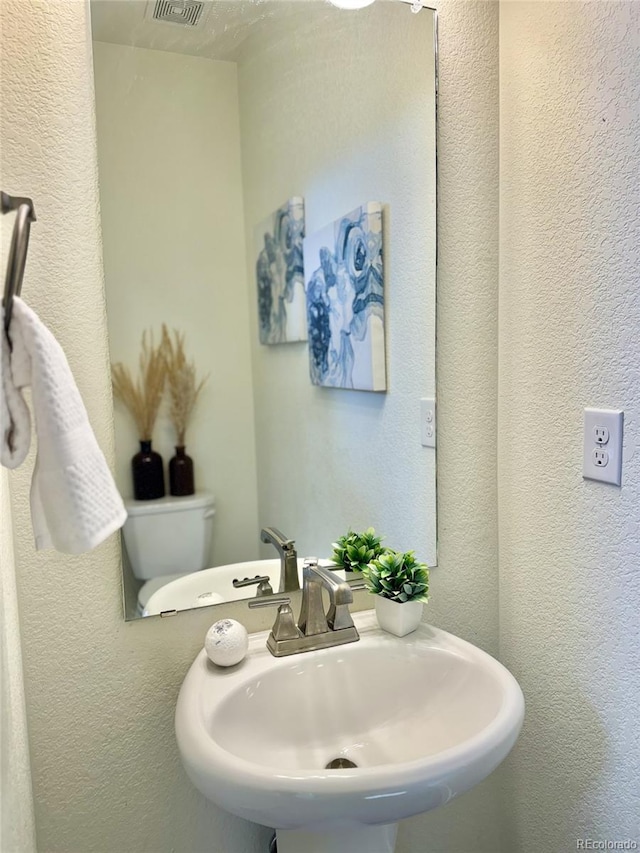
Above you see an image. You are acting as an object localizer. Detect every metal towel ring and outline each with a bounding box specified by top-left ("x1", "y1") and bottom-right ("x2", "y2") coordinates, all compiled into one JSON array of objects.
[{"x1": 2, "y1": 190, "x2": 37, "y2": 335}]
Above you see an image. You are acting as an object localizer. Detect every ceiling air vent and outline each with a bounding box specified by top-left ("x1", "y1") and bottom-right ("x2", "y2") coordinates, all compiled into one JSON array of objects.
[{"x1": 145, "y1": 0, "x2": 207, "y2": 28}]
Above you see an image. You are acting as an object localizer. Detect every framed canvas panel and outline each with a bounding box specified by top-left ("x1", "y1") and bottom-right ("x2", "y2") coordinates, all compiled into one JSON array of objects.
[
  {"x1": 254, "y1": 197, "x2": 307, "y2": 345},
  {"x1": 304, "y1": 202, "x2": 386, "y2": 391}
]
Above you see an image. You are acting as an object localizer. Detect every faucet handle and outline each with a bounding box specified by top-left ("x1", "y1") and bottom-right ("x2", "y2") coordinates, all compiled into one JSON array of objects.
[
  {"x1": 247, "y1": 595, "x2": 291, "y2": 609},
  {"x1": 233, "y1": 575, "x2": 274, "y2": 597},
  {"x1": 248, "y1": 596, "x2": 300, "y2": 641}
]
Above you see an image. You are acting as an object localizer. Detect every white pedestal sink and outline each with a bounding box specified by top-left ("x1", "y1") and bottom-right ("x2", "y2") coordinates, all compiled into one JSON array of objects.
[{"x1": 175, "y1": 611, "x2": 524, "y2": 853}]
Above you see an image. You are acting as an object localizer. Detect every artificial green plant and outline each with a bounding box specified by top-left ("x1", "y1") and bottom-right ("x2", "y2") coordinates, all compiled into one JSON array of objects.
[
  {"x1": 362, "y1": 550, "x2": 430, "y2": 604},
  {"x1": 331, "y1": 527, "x2": 389, "y2": 573}
]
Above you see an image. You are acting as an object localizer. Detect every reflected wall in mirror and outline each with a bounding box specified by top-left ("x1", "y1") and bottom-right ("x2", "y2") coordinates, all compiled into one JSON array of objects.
[{"x1": 90, "y1": 0, "x2": 437, "y2": 620}]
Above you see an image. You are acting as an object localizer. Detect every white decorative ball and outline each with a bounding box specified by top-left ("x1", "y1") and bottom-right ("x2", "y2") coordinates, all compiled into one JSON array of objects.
[{"x1": 205, "y1": 619, "x2": 249, "y2": 667}]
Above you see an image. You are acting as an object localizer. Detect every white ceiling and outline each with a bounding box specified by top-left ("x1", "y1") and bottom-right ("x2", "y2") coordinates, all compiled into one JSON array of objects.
[{"x1": 90, "y1": 0, "x2": 328, "y2": 63}]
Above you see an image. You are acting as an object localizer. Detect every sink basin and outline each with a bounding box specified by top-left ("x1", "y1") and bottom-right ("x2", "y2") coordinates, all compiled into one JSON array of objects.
[{"x1": 175, "y1": 611, "x2": 524, "y2": 852}]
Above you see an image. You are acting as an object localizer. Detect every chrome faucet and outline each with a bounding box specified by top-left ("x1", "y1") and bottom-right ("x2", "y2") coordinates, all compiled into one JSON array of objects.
[
  {"x1": 248, "y1": 558, "x2": 359, "y2": 657},
  {"x1": 260, "y1": 527, "x2": 300, "y2": 593}
]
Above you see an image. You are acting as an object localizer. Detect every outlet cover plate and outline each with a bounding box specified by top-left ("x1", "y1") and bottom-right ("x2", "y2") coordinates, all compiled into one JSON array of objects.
[
  {"x1": 420, "y1": 398, "x2": 436, "y2": 448},
  {"x1": 583, "y1": 408, "x2": 623, "y2": 486}
]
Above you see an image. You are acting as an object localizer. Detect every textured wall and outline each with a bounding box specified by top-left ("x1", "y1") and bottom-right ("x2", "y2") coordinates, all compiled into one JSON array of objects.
[
  {"x1": 499, "y1": 2, "x2": 640, "y2": 849},
  {"x1": 0, "y1": 2, "x2": 269, "y2": 851},
  {"x1": 238, "y1": 2, "x2": 437, "y2": 566},
  {"x1": 93, "y1": 41, "x2": 260, "y2": 568},
  {"x1": 397, "y1": 2, "x2": 502, "y2": 851},
  {"x1": 0, "y1": 0, "x2": 501, "y2": 851},
  {"x1": 0, "y1": 469, "x2": 36, "y2": 852}
]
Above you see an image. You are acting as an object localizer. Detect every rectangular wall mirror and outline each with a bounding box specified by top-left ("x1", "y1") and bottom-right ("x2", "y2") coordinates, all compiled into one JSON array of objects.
[{"x1": 90, "y1": 0, "x2": 437, "y2": 621}]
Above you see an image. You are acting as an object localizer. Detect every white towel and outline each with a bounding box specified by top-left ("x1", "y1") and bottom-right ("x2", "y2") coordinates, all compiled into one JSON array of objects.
[
  {"x1": 1, "y1": 313, "x2": 31, "y2": 470},
  {"x1": 1, "y1": 297, "x2": 127, "y2": 554}
]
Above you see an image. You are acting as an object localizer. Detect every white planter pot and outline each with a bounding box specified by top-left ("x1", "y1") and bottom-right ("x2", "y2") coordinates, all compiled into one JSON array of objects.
[{"x1": 374, "y1": 597, "x2": 423, "y2": 637}]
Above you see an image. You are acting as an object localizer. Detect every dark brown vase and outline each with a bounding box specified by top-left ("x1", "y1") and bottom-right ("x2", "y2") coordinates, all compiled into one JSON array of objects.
[
  {"x1": 169, "y1": 446, "x2": 195, "y2": 496},
  {"x1": 132, "y1": 440, "x2": 165, "y2": 500}
]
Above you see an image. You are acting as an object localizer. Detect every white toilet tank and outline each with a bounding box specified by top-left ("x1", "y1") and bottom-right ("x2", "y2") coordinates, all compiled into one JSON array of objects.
[{"x1": 123, "y1": 492, "x2": 215, "y2": 580}]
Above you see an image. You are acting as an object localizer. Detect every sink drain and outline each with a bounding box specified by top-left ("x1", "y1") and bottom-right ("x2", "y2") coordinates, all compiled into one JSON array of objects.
[{"x1": 325, "y1": 757, "x2": 358, "y2": 769}]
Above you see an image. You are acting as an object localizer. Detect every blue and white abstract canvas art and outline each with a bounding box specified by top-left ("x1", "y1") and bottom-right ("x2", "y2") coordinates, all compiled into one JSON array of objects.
[
  {"x1": 254, "y1": 198, "x2": 307, "y2": 345},
  {"x1": 304, "y1": 203, "x2": 386, "y2": 392}
]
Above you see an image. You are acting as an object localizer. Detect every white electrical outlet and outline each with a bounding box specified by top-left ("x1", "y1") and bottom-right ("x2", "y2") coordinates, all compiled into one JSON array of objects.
[
  {"x1": 420, "y1": 398, "x2": 436, "y2": 447},
  {"x1": 583, "y1": 408, "x2": 623, "y2": 485},
  {"x1": 592, "y1": 449, "x2": 609, "y2": 467}
]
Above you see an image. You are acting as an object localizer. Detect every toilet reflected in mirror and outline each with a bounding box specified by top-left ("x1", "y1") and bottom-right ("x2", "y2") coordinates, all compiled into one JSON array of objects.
[{"x1": 122, "y1": 493, "x2": 215, "y2": 616}]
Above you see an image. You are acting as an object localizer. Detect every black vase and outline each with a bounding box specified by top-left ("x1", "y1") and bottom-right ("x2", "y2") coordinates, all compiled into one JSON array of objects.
[
  {"x1": 132, "y1": 440, "x2": 165, "y2": 500},
  {"x1": 169, "y1": 446, "x2": 195, "y2": 496}
]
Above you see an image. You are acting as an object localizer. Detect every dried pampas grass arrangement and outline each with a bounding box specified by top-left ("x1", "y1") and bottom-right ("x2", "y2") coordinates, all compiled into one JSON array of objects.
[
  {"x1": 111, "y1": 331, "x2": 166, "y2": 441},
  {"x1": 162, "y1": 325, "x2": 208, "y2": 446}
]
